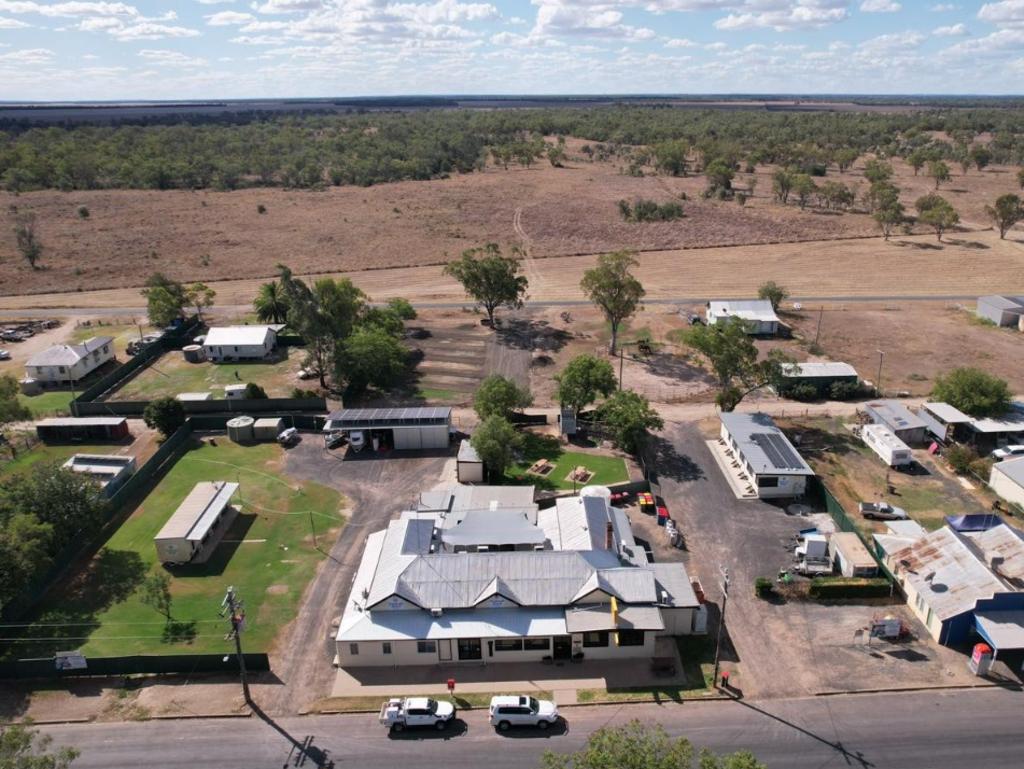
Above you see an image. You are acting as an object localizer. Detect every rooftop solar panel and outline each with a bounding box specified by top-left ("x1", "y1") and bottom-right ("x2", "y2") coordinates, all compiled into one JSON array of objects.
[{"x1": 751, "y1": 433, "x2": 804, "y2": 470}]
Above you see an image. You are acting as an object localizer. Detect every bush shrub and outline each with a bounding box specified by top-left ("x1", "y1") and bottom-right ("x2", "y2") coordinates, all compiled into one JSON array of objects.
[
  {"x1": 290, "y1": 387, "x2": 319, "y2": 399},
  {"x1": 257, "y1": 204, "x2": 267, "y2": 214},
  {"x1": 829, "y1": 380, "x2": 865, "y2": 400},
  {"x1": 944, "y1": 443, "x2": 978, "y2": 474},
  {"x1": 785, "y1": 382, "x2": 819, "y2": 402},
  {"x1": 808, "y1": 577, "x2": 890, "y2": 600},
  {"x1": 754, "y1": 577, "x2": 773, "y2": 598},
  {"x1": 243, "y1": 382, "x2": 268, "y2": 399},
  {"x1": 618, "y1": 198, "x2": 684, "y2": 223},
  {"x1": 77, "y1": 205, "x2": 89, "y2": 218}
]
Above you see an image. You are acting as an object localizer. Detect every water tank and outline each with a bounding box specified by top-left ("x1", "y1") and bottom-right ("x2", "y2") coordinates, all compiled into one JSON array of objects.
[
  {"x1": 226, "y1": 415, "x2": 255, "y2": 443},
  {"x1": 182, "y1": 344, "x2": 204, "y2": 363},
  {"x1": 580, "y1": 485, "x2": 612, "y2": 501}
]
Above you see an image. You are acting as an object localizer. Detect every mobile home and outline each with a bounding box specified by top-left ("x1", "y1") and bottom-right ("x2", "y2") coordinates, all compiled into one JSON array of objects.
[{"x1": 861, "y1": 423, "x2": 913, "y2": 468}]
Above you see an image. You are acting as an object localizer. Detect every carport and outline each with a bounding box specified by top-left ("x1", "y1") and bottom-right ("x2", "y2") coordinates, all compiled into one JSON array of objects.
[
  {"x1": 974, "y1": 611, "x2": 1024, "y2": 673},
  {"x1": 325, "y1": 407, "x2": 451, "y2": 451}
]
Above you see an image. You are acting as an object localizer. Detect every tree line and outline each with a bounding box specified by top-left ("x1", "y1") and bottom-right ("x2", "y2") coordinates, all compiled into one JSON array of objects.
[{"x1": 4, "y1": 106, "x2": 1024, "y2": 192}]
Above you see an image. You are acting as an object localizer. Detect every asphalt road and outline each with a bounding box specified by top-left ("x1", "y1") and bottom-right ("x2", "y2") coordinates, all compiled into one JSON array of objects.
[{"x1": 38, "y1": 688, "x2": 1023, "y2": 769}]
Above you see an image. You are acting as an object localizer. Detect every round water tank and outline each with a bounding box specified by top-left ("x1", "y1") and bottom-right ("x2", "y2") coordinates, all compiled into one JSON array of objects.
[
  {"x1": 182, "y1": 344, "x2": 204, "y2": 363},
  {"x1": 579, "y1": 485, "x2": 612, "y2": 500},
  {"x1": 19, "y1": 378, "x2": 41, "y2": 396},
  {"x1": 226, "y1": 415, "x2": 255, "y2": 443}
]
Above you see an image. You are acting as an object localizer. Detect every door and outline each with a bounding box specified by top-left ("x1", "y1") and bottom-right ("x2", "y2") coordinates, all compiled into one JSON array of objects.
[
  {"x1": 438, "y1": 639, "x2": 452, "y2": 661},
  {"x1": 552, "y1": 635, "x2": 572, "y2": 660},
  {"x1": 457, "y1": 638, "x2": 482, "y2": 660}
]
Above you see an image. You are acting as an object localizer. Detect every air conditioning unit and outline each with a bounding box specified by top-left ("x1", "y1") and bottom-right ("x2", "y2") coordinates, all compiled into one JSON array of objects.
[{"x1": 431, "y1": 608, "x2": 443, "y2": 617}]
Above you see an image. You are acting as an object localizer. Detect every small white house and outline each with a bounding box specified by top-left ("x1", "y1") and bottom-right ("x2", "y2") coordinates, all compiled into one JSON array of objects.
[
  {"x1": 203, "y1": 326, "x2": 277, "y2": 362},
  {"x1": 705, "y1": 300, "x2": 780, "y2": 335},
  {"x1": 719, "y1": 412, "x2": 814, "y2": 498},
  {"x1": 25, "y1": 336, "x2": 114, "y2": 384},
  {"x1": 990, "y1": 457, "x2": 1024, "y2": 512},
  {"x1": 861, "y1": 423, "x2": 913, "y2": 468},
  {"x1": 976, "y1": 295, "x2": 1024, "y2": 328}
]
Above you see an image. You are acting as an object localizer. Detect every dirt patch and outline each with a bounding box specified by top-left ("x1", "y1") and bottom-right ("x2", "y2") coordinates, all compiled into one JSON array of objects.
[{"x1": 266, "y1": 584, "x2": 289, "y2": 596}]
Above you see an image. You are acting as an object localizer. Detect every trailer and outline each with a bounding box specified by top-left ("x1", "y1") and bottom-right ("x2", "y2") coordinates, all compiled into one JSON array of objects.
[{"x1": 861, "y1": 423, "x2": 913, "y2": 468}]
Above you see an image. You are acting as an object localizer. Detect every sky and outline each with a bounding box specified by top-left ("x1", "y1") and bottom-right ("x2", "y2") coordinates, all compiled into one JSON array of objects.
[{"x1": 0, "y1": 1, "x2": 1022, "y2": 100}]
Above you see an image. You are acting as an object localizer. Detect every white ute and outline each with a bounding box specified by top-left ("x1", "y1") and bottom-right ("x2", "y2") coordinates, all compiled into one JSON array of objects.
[
  {"x1": 379, "y1": 697, "x2": 455, "y2": 732},
  {"x1": 488, "y1": 695, "x2": 559, "y2": 731}
]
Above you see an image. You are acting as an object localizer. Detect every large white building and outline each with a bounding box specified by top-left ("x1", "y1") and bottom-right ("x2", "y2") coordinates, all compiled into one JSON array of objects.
[
  {"x1": 25, "y1": 336, "x2": 114, "y2": 384},
  {"x1": 705, "y1": 300, "x2": 780, "y2": 335},
  {"x1": 719, "y1": 412, "x2": 814, "y2": 498},
  {"x1": 335, "y1": 487, "x2": 702, "y2": 668},
  {"x1": 203, "y1": 325, "x2": 278, "y2": 362}
]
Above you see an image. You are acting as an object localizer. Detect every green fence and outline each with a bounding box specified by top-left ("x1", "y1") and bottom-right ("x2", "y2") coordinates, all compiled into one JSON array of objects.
[
  {"x1": 807, "y1": 476, "x2": 896, "y2": 583},
  {"x1": 72, "y1": 396, "x2": 326, "y2": 418},
  {"x1": 0, "y1": 653, "x2": 270, "y2": 680}
]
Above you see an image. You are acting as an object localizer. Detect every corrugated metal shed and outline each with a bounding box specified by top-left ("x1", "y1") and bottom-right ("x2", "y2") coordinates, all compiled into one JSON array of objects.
[{"x1": 326, "y1": 407, "x2": 451, "y2": 428}]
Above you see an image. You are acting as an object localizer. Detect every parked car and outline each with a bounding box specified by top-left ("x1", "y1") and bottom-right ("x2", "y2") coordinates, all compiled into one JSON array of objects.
[
  {"x1": 991, "y1": 445, "x2": 1024, "y2": 461},
  {"x1": 687, "y1": 313, "x2": 704, "y2": 326},
  {"x1": 858, "y1": 501, "x2": 908, "y2": 520},
  {"x1": 488, "y1": 695, "x2": 559, "y2": 731},
  {"x1": 324, "y1": 431, "x2": 346, "y2": 450},
  {"x1": 0, "y1": 349, "x2": 10, "y2": 361},
  {"x1": 297, "y1": 368, "x2": 314, "y2": 380},
  {"x1": 379, "y1": 697, "x2": 455, "y2": 733},
  {"x1": 277, "y1": 427, "x2": 299, "y2": 446},
  {"x1": 348, "y1": 430, "x2": 366, "y2": 452}
]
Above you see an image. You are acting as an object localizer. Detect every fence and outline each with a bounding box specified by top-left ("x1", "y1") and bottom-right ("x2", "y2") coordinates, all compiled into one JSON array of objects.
[
  {"x1": 509, "y1": 412, "x2": 548, "y2": 426},
  {"x1": 807, "y1": 476, "x2": 896, "y2": 583},
  {"x1": 72, "y1": 396, "x2": 326, "y2": 418},
  {"x1": 0, "y1": 653, "x2": 270, "y2": 680}
]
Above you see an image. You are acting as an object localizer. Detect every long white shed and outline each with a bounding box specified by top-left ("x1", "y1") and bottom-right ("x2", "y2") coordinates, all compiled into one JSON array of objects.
[
  {"x1": 154, "y1": 481, "x2": 239, "y2": 565},
  {"x1": 324, "y1": 407, "x2": 451, "y2": 452}
]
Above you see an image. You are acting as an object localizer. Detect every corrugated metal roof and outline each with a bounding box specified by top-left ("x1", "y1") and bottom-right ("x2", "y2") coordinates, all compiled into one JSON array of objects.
[
  {"x1": 457, "y1": 440, "x2": 481, "y2": 463},
  {"x1": 154, "y1": 481, "x2": 238, "y2": 543},
  {"x1": 968, "y1": 403, "x2": 1024, "y2": 434},
  {"x1": 783, "y1": 361, "x2": 858, "y2": 379},
  {"x1": 204, "y1": 325, "x2": 275, "y2": 347},
  {"x1": 974, "y1": 610, "x2": 1024, "y2": 650},
  {"x1": 440, "y1": 509, "x2": 545, "y2": 548},
  {"x1": 650, "y1": 563, "x2": 699, "y2": 608},
  {"x1": 993, "y1": 456, "x2": 1024, "y2": 487},
  {"x1": 27, "y1": 336, "x2": 113, "y2": 367},
  {"x1": 564, "y1": 605, "x2": 665, "y2": 633},
  {"x1": 708, "y1": 300, "x2": 779, "y2": 323},
  {"x1": 37, "y1": 417, "x2": 125, "y2": 427},
  {"x1": 326, "y1": 406, "x2": 451, "y2": 427},
  {"x1": 720, "y1": 412, "x2": 813, "y2": 475},
  {"x1": 978, "y1": 295, "x2": 1024, "y2": 311},
  {"x1": 337, "y1": 607, "x2": 568, "y2": 643},
  {"x1": 966, "y1": 524, "x2": 1024, "y2": 585},
  {"x1": 865, "y1": 400, "x2": 927, "y2": 432},
  {"x1": 921, "y1": 402, "x2": 972, "y2": 425}
]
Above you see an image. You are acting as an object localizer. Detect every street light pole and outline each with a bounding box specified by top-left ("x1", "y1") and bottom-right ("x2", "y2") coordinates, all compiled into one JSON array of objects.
[{"x1": 712, "y1": 566, "x2": 730, "y2": 686}]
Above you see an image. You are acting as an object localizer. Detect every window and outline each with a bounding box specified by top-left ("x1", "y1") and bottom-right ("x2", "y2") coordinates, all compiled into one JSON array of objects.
[
  {"x1": 523, "y1": 638, "x2": 550, "y2": 651},
  {"x1": 757, "y1": 476, "x2": 780, "y2": 488},
  {"x1": 382, "y1": 642, "x2": 392, "y2": 655},
  {"x1": 349, "y1": 643, "x2": 359, "y2": 656},
  {"x1": 914, "y1": 593, "x2": 926, "y2": 613},
  {"x1": 926, "y1": 608, "x2": 934, "y2": 628},
  {"x1": 583, "y1": 631, "x2": 609, "y2": 648},
  {"x1": 494, "y1": 639, "x2": 524, "y2": 652},
  {"x1": 617, "y1": 630, "x2": 645, "y2": 647},
  {"x1": 417, "y1": 641, "x2": 436, "y2": 654},
  {"x1": 59, "y1": 366, "x2": 66, "y2": 374}
]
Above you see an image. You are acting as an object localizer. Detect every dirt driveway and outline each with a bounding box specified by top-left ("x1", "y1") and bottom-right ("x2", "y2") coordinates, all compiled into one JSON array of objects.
[
  {"x1": 260, "y1": 437, "x2": 453, "y2": 714},
  {"x1": 650, "y1": 420, "x2": 979, "y2": 699}
]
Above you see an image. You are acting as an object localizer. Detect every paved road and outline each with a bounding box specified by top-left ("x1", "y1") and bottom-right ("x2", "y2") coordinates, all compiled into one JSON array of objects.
[{"x1": 37, "y1": 688, "x2": 1023, "y2": 769}]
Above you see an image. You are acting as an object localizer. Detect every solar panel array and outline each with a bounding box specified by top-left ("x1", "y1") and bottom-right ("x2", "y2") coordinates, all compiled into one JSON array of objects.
[
  {"x1": 327, "y1": 406, "x2": 452, "y2": 428},
  {"x1": 751, "y1": 433, "x2": 805, "y2": 471}
]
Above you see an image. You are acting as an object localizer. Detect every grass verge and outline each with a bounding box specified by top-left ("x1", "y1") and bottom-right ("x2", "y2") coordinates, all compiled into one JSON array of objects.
[
  {"x1": 310, "y1": 691, "x2": 553, "y2": 713},
  {"x1": 506, "y1": 433, "x2": 629, "y2": 491}
]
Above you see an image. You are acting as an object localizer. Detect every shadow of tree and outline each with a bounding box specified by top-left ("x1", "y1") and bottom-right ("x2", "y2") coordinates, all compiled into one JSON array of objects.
[
  {"x1": 644, "y1": 436, "x2": 705, "y2": 483},
  {"x1": 944, "y1": 238, "x2": 990, "y2": 250},
  {"x1": 495, "y1": 319, "x2": 573, "y2": 353},
  {"x1": 892, "y1": 240, "x2": 943, "y2": 250},
  {"x1": 162, "y1": 620, "x2": 198, "y2": 645}
]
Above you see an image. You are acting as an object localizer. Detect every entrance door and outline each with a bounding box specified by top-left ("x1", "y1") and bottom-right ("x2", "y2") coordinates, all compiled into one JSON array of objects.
[
  {"x1": 457, "y1": 638, "x2": 482, "y2": 660},
  {"x1": 438, "y1": 639, "x2": 452, "y2": 661},
  {"x1": 552, "y1": 635, "x2": 572, "y2": 660}
]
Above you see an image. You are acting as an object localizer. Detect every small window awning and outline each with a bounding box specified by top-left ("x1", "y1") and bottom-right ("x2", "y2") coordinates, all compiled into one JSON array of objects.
[{"x1": 974, "y1": 611, "x2": 1024, "y2": 651}]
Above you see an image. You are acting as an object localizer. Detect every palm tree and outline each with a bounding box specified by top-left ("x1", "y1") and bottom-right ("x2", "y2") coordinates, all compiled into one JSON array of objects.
[{"x1": 253, "y1": 280, "x2": 289, "y2": 324}]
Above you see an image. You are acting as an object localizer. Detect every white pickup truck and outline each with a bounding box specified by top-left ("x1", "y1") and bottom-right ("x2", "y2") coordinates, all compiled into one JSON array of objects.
[{"x1": 379, "y1": 697, "x2": 456, "y2": 732}]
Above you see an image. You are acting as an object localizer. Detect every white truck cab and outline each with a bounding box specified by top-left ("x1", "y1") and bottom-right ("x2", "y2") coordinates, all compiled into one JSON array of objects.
[{"x1": 379, "y1": 697, "x2": 455, "y2": 732}]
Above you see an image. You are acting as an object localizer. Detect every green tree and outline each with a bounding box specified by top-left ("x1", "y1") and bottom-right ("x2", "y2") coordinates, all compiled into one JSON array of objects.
[
  {"x1": 595, "y1": 390, "x2": 664, "y2": 453},
  {"x1": 1, "y1": 463, "x2": 106, "y2": 552},
  {"x1": 242, "y1": 382, "x2": 267, "y2": 399},
  {"x1": 834, "y1": 148, "x2": 858, "y2": 173},
  {"x1": 863, "y1": 158, "x2": 893, "y2": 184},
  {"x1": 0, "y1": 514, "x2": 54, "y2": 612},
  {"x1": 340, "y1": 326, "x2": 408, "y2": 394},
  {"x1": 141, "y1": 273, "x2": 186, "y2": 328},
  {"x1": 927, "y1": 159, "x2": 951, "y2": 189},
  {"x1": 473, "y1": 375, "x2": 532, "y2": 421},
  {"x1": 185, "y1": 282, "x2": 216, "y2": 322},
  {"x1": 143, "y1": 396, "x2": 186, "y2": 438},
  {"x1": 386, "y1": 297, "x2": 417, "y2": 320},
  {"x1": 757, "y1": 281, "x2": 788, "y2": 311},
  {"x1": 140, "y1": 572, "x2": 173, "y2": 620},
  {"x1": 932, "y1": 367, "x2": 1010, "y2": 418},
  {"x1": 0, "y1": 722, "x2": 78, "y2": 769},
  {"x1": 470, "y1": 415, "x2": 522, "y2": 482},
  {"x1": 985, "y1": 194, "x2": 1023, "y2": 239},
  {"x1": 652, "y1": 139, "x2": 689, "y2": 176},
  {"x1": 771, "y1": 168, "x2": 793, "y2": 204},
  {"x1": 580, "y1": 250, "x2": 645, "y2": 355},
  {"x1": 915, "y1": 193, "x2": 959, "y2": 241},
  {"x1": 906, "y1": 149, "x2": 927, "y2": 176},
  {"x1": 540, "y1": 720, "x2": 764, "y2": 769},
  {"x1": 969, "y1": 144, "x2": 992, "y2": 171},
  {"x1": 13, "y1": 212, "x2": 43, "y2": 269},
  {"x1": 555, "y1": 354, "x2": 617, "y2": 416},
  {"x1": 0, "y1": 374, "x2": 31, "y2": 432},
  {"x1": 703, "y1": 159, "x2": 734, "y2": 196},
  {"x1": 253, "y1": 280, "x2": 290, "y2": 324},
  {"x1": 867, "y1": 181, "x2": 904, "y2": 240},
  {"x1": 791, "y1": 173, "x2": 816, "y2": 209},
  {"x1": 1018, "y1": 168, "x2": 1024, "y2": 190},
  {"x1": 684, "y1": 318, "x2": 792, "y2": 411},
  {"x1": 443, "y1": 243, "x2": 528, "y2": 327}
]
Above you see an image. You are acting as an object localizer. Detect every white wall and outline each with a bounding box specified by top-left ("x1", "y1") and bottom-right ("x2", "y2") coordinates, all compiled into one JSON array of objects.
[
  {"x1": 458, "y1": 461, "x2": 484, "y2": 483},
  {"x1": 27, "y1": 343, "x2": 113, "y2": 383},
  {"x1": 659, "y1": 607, "x2": 697, "y2": 635},
  {"x1": 205, "y1": 341, "x2": 272, "y2": 361},
  {"x1": 753, "y1": 473, "x2": 808, "y2": 499},
  {"x1": 990, "y1": 465, "x2": 1024, "y2": 510}
]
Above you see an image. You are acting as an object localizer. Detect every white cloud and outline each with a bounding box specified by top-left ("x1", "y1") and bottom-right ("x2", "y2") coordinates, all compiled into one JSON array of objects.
[
  {"x1": 714, "y1": 1, "x2": 849, "y2": 32},
  {"x1": 942, "y1": 27, "x2": 1024, "y2": 56},
  {"x1": 860, "y1": 0, "x2": 900, "y2": 12},
  {"x1": 0, "y1": 1, "x2": 139, "y2": 17},
  {"x1": 933, "y1": 22, "x2": 967, "y2": 35},
  {"x1": 531, "y1": 3, "x2": 656, "y2": 40},
  {"x1": 859, "y1": 30, "x2": 924, "y2": 51},
  {"x1": 0, "y1": 14, "x2": 28, "y2": 26},
  {"x1": 251, "y1": 0, "x2": 323, "y2": 13},
  {"x1": 665, "y1": 37, "x2": 696, "y2": 47},
  {"x1": 978, "y1": 0, "x2": 1024, "y2": 28},
  {"x1": 138, "y1": 48, "x2": 208, "y2": 66},
  {"x1": 930, "y1": 3, "x2": 956, "y2": 9},
  {"x1": 0, "y1": 46, "x2": 53, "y2": 63},
  {"x1": 198, "y1": 0, "x2": 236, "y2": 4},
  {"x1": 704, "y1": 40, "x2": 727, "y2": 50},
  {"x1": 205, "y1": 10, "x2": 253, "y2": 24}
]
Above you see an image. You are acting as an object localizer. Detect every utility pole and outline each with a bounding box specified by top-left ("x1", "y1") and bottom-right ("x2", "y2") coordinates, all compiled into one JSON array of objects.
[
  {"x1": 876, "y1": 349, "x2": 885, "y2": 397},
  {"x1": 221, "y1": 586, "x2": 251, "y2": 704},
  {"x1": 619, "y1": 348, "x2": 624, "y2": 390},
  {"x1": 813, "y1": 306, "x2": 824, "y2": 347},
  {"x1": 712, "y1": 566, "x2": 730, "y2": 687}
]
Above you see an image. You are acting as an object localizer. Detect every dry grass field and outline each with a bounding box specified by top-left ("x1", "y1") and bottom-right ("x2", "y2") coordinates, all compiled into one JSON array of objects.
[{"x1": 3, "y1": 147, "x2": 1021, "y2": 299}]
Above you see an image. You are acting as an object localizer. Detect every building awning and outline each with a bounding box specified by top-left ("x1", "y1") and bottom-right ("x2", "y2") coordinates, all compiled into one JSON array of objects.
[
  {"x1": 974, "y1": 611, "x2": 1024, "y2": 651},
  {"x1": 564, "y1": 605, "x2": 664, "y2": 633},
  {"x1": 336, "y1": 607, "x2": 568, "y2": 643}
]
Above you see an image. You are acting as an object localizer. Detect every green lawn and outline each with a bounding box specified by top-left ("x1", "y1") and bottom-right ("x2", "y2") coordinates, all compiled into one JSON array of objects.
[
  {"x1": 507, "y1": 433, "x2": 629, "y2": 491},
  {"x1": 416, "y1": 387, "x2": 462, "y2": 402},
  {"x1": 111, "y1": 348, "x2": 301, "y2": 400},
  {"x1": 17, "y1": 390, "x2": 71, "y2": 418},
  {"x1": 0, "y1": 442, "x2": 120, "y2": 479},
  {"x1": 6, "y1": 440, "x2": 344, "y2": 658}
]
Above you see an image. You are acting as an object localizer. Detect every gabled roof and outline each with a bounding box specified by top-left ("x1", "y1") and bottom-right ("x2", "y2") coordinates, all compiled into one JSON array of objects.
[
  {"x1": 204, "y1": 325, "x2": 275, "y2": 347},
  {"x1": 564, "y1": 605, "x2": 665, "y2": 633},
  {"x1": 720, "y1": 412, "x2": 813, "y2": 475},
  {"x1": 473, "y1": 576, "x2": 520, "y2": 606},
  {"x1": 27, "y1": 336, "x2": 112, "y2": 367},
  {"x1": 708, "y1": 299, "x2": 779, "y2": 323}
]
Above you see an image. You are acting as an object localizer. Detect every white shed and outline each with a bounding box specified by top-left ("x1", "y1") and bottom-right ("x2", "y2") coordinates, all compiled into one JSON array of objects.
[
  {"x1": 324, "y1": 407, "x2": 452, "y2": 452},
  {"x1": 203, "y1": 325, "x2": 278, "y2": 362},
  {"x1": 154, "y1": 481, "x2": 239, "y2": 565},
  {"x1": 705, "y1": 300, "x2": 780, "y2": 335},
  {"x1": 457, "y1": 439, "x2": 484, "y2": 483},
  {"x1": 990, "y1": 457, "x2": 1024, "y2": 512}
]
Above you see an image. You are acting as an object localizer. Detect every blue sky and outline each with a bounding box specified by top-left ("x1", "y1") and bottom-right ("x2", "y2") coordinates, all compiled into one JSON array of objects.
[{"x1": 0, "y1": 1, "x2": 1021, "y2": 99}]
